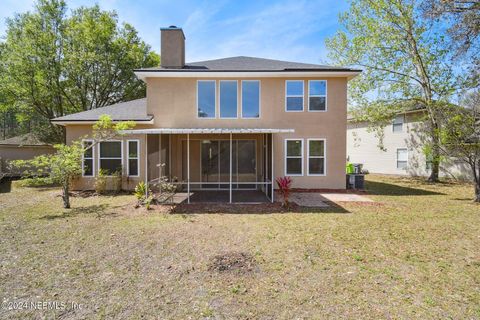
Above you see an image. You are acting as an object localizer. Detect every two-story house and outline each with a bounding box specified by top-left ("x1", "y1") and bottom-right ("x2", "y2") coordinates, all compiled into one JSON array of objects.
[
  {"x1": 347, "y1": 109, "x2": 472, "y2": 180},
  {"x1": 52, "y1": 26, "x2": 361, "y2": 203}
]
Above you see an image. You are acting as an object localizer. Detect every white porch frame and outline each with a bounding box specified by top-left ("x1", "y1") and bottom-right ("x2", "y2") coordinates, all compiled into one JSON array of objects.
[{"x1": 127, "y1": 128, "x2": 294, "y2": 204}]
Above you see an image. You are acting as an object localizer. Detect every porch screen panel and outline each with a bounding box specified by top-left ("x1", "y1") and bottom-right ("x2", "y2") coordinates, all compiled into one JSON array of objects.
[
  {"x1": 160, "y1": 134, "x2": 170, "y2": 177},
  {"x1": 147, "y1": 135, "x2": 159, "y2": 181},
  {"x1": 237, "y1": 140, "x2": 256, "y2": 189},
  {"x1": 201, "y1": 140, "x2": 220, "y2": 188}
]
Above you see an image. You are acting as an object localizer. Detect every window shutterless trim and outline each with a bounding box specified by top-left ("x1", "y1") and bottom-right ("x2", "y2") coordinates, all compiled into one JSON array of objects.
[
  {"x1": 127, "y1": 139, "x2": 140, "y2": 177},
  {"x1": 307, "y1": 80, "x2": 327, "y2": 112},
  {"x1": 240, "y1": 80, "x2": 261, "y2": 119},
  {"x1": 219, "y1": 80, "x2": 238, "y2": 119},
  {"x1": 396, "y1": 148, "x2": 408, "y2": 169},
  {"x1": 307, "y1": 138, "x2": 327, "y2": 176},
  {"x1": 284, "y1": 138, "x2": 304, "y2": 176},
  {"x1": 285, "y1": 80, "x2": 304, "y2": 112},
  {"x1": 196, "y1": 80, "x2": 217, "y2": 119},
  {"x1": 97, "y1": 140, "x2": 123, "y2": 176},
  {"x1": 81, "y1": 139, "x2": 94, "y2": 177},
  {"x1": 392, "y1": 114, "x2": 405, "y2": 133}
]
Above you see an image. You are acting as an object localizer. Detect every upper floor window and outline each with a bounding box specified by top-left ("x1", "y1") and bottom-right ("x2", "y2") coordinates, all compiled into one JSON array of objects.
[
  {"x1": 99, "y1": 141, "x2": 122, "y2": 175},
  {"x1": 308, "y1": 80, "x2": 327, "y2": 111},
  {"x1": 241, "y1": 80, "x2": 260, "y2": 118},
  {"x1": 393, "y1": 114, "x2": 404, "y2": 133},
  {"x1": 197, "y1": 80, "x2": 216, "y2": 118},
  {"x1": 285, "y1": 80, "x2": 304, "y2": 111},
  {"x1": 220, "y1": 80, "x2": 238, "y2": 118}
]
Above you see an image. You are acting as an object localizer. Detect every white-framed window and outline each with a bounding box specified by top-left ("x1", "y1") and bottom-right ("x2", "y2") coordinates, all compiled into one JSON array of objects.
[
  {"x1": 285, "y1": 139, "x2": 303, "y2": 176},
  {"x1": 308, "y1": 80, "x2": 327, "y2": 111},
  {"x1": 220, "y1": 80, "x2": 238, "y2": 118},
  {"x1": 393, "y1": 114, "x2": 404, "y2": 133},
  {"x1": 197, "y1": 80, "x2": 216, "y2": 118},
  {"x1": 127, "y1": 140, "x2": 139, "y2": 177},
  {"x1": 396, "y1": 148, "x2": 408, "y2": 169},
  {"x1": 82, "y1": 139, "x2": 94, "y2": 177},
  {"x1": 285, "y1": 80, "x2": 304, "y2": 111},
  {"x1": 241, "y1": 80, "x2": 260, "y2": 118},
  {"x1": 307, "y1": 139, "x2": 326, "y2": 175},
  {"x1": 98, "y1": 140, "x2": 123, "y2": 175}
]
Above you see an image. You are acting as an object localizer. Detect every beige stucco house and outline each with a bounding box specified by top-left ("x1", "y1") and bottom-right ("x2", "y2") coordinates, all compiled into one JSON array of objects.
[
  {"x1": 52, "y1": 26, "x2": 361, "y2": 202},
  {"x1": 347, "y1": 109, "x2": 472, "y2": 180}
]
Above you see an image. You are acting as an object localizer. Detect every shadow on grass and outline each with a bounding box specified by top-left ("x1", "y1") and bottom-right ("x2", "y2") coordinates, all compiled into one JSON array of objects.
[
  {"x1": 0, "y1": 179, "x2": 12, "y2": 193},
  {"x1": 40, "y1": 204, "x2": 111, "y2": 220},
  {"x1": 365, "y1": 181, "x2": 445, "y2": 196}
]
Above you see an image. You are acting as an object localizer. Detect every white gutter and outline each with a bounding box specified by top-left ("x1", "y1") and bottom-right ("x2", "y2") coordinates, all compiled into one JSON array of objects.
[
  {"x1": 134, "y1": 71, "x2": 361, "y2": 81},
  {"x1": 120, "y1": 128, "x2": 295, "y2": 134}
]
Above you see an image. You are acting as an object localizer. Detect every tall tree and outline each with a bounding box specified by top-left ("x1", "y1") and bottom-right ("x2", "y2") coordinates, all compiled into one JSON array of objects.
[
  {"x1": 439, "y1": 91, "x2": 480, "y2": 201},
  {"x1": 422, "y1": 0, "x2": 480, "y2": 84},
  {"x1": 0, "y1": 0, "x2": 159, "y2": 143},
  {"x1": 326, "y1": 0, "x2": 458, "y2": 181}
]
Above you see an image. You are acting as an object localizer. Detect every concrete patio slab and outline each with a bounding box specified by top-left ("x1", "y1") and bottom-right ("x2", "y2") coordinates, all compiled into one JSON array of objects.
[
  {"x1": 288, "y1": 193, "x2": 330, "y2": 207},
  {"x1": 320, "y1": 193, "x2": 373, "y2": 202}
]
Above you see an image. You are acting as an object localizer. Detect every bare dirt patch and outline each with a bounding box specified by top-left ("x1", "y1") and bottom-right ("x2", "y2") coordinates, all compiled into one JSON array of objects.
[{"x1": 208, "y1": 251, "x2": 257, "y2": 274}]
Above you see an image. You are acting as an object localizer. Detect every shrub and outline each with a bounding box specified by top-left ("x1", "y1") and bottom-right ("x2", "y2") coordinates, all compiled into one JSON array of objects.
[
  {"x1": 112, "y1": 170, "x2": 122, "y2": 193},
  {"x1": 276, "y1": 176, "x2": 293, "y2": 208},
  {"x1": 95, "y1": 169, "x2": 108, "y2": 194},
  {"x1": 17, "y1": 177, "x2": 56, "y2": 187}
]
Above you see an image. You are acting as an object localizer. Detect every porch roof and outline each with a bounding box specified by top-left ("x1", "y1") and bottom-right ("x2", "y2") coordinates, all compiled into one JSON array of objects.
[{"x1": 121, "y1": 128, "x2": 294, "y2": 134}]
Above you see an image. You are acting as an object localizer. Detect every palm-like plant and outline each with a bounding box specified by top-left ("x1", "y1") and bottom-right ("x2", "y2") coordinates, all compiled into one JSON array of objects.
[{"x1": 276, "y1": 176, "x2": 293, "y2": 208}]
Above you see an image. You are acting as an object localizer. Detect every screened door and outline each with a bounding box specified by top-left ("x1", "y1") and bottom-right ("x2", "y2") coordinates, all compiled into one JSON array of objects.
[{"x1": 200, "y1": 140, "x2": 256, "y2": 189}]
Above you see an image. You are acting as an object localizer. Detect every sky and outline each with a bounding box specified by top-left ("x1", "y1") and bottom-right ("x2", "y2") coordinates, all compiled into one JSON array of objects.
[{"x1": 0, "y1": 0, "x2": 348, "y2": 64}]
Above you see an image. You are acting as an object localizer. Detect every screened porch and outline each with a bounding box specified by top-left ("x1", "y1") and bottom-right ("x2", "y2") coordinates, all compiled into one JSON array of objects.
[{"x1": 122, "y1": 128, "x2": 294, "y2": 203}]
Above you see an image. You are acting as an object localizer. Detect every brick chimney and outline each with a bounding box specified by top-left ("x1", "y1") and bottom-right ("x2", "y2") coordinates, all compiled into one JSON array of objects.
[{"x1": 160, "y1": 26, "x2": 185, "y2": 68}]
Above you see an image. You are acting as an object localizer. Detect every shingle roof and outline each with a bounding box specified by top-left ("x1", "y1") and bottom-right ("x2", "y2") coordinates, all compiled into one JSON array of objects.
[
  {"x1": 51, "y1": 99, "x2": 152, "y2": 122},
  {"x1": 0, "y1": 133, "x2": 51, "y2": 146},
  {"x1": 136, "y1": 56, "x2": 360, "y2": 72}
]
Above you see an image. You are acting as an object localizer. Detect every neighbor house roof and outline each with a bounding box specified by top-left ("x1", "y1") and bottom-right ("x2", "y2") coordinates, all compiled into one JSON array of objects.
[
  {"x1": 135, "y1": 56, "x2": 360, "y2": 72},
  {"x1": 0, "y1": 133, "x2": 51, "y2": 146},
  {"x1": 51, "y1": 99, "x2": 153, "y2": 124}
]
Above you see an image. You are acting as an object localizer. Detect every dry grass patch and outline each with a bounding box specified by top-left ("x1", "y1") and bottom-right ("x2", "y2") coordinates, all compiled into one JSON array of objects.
[{"x1": 0, "y1": 175, "x2": 479, "y2": 319}]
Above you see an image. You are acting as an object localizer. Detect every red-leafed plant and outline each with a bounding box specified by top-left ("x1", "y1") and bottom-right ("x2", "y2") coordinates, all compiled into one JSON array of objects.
[{"x1": 276, "y1": 176, "x2": 293, "y2": 208}]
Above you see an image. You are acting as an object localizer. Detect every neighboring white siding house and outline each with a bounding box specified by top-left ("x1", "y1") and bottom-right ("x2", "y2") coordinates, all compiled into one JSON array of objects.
[{"x1": 347, "y1": 111, "x2": 472, "y2": 180}]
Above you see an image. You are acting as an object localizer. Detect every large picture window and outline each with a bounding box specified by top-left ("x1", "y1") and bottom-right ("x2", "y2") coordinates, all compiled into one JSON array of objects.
[
  {"x1": 197, "y1": 80, "x2": 216, "y2": 118},
  {"x1": 285, "y1": 139, "x2": 303, "y2": 176},
  {"x1": 127, "y1": 140, "x2": 139, "y2": 177},
  {"x1": 285, "y1": 80, "x2": 304, "y2": 111},
  {"x1": 99, "y1": 141, "x2": 122, "y2": 175},
  {"x1": 308, "y1": 139, "x2": 326, "y2": 175},
  {"x1": 82, "y1": 140, "x2": 93, "y2": 177},
  {"x1": 308, "y1": 80, "x2": 327, "y2": 111},
  {"x1": 220, "y1": 80, "x2": 238, "y2": 118},
  {"x1": 396, "y1": 148, "x2": 408, "y2": 169},
  {"x1": 241, "y1": 80, "x2": 260, "y2": 118}
]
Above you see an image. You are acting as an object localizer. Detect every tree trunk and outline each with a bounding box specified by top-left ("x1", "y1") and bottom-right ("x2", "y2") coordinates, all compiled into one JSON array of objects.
[
  {"x1": 62, "y1": 181, "x2": 70, "y2": 209},
  {"x1": 476, "y1": 161, "x2": 480, "y2": 203},
  {"x1": 475, "y1": 181, "x2": 480, "y2": 203},
  {"x1": 428, "y1": 126, "x2": 441, "y2": 182}
]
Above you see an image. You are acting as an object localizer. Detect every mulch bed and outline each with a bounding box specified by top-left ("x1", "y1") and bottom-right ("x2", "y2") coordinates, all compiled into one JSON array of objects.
[{"x1": 169, "y1": 202, "x2": 300, "y2": 214}]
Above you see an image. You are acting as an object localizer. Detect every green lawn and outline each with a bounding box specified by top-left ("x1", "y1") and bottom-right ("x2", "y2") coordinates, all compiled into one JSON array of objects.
[{"x1": 0, "y1": 175, "x2": 479, "y2": 319}]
